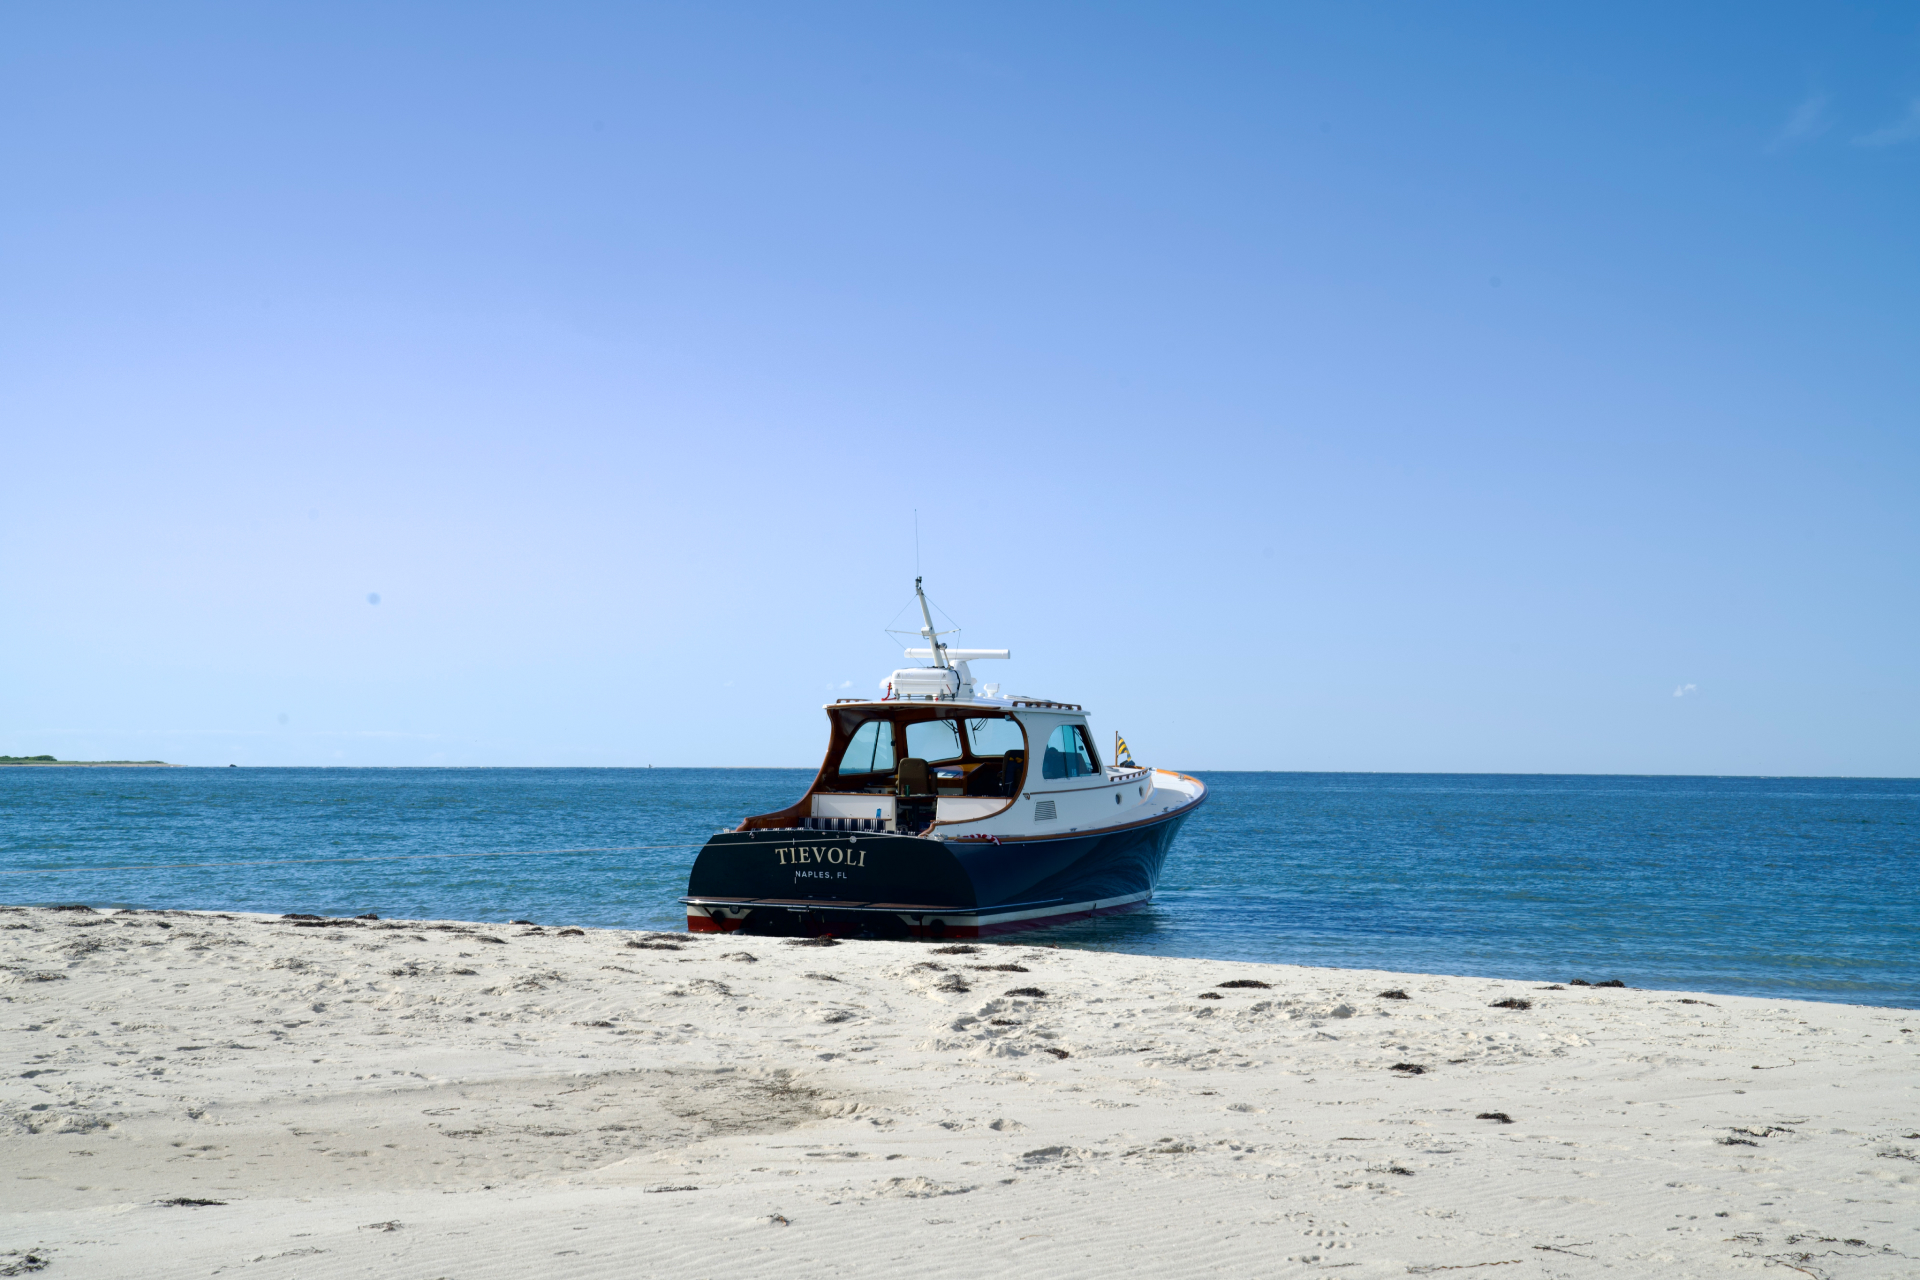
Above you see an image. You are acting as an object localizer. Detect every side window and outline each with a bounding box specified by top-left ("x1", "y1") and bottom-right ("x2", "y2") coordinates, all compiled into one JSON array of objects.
[
  {"x1": 904, "y1": 719, "x2": 963, "y2": 763},
  {"x1": 965, "y1": 717, "x2": 1025, "y2": 758},
  {"x1": 1042, "y1": 724, "x2": 1099, "y2": 779},
  {"x1": 838, "y1": 720, "x2": 896, "y2": 775}
]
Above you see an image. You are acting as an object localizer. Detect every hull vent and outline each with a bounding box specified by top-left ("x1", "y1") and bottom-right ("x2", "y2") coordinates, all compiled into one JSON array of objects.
[{"x1": 1034, "y1": 800, "x2": 1058, "y2": 822}]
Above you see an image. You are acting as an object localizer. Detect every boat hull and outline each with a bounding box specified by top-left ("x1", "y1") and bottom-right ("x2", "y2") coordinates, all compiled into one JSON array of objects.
[{"x1": 682, "y1": 804, "x2": 1197, "y2": 940}]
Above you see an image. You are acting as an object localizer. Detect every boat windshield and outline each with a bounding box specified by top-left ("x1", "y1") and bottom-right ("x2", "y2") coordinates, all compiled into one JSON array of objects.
[
  {"x1": 830, "y1": 712, "x2": 1028, "y2": 790},
  {"x1": 965, "y1": 717, "x2": 1024, "y2": 757},
  {"x1": 1042, "y1": 724, "x2": 1100, "y2": 779},
  {"x1": 905, "y1": 719, "x2": 963, "y2": 763},
  {"x1": 838, "y1": 720, "x2": 896, "y2": 775}
]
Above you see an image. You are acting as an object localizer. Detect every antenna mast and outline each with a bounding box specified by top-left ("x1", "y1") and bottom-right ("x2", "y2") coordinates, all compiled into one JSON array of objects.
[{"x1": 914, "y1": 576, "x2": 948, "y2": 669}]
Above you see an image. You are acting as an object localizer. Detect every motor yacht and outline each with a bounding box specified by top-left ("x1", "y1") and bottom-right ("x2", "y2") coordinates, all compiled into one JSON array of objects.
[{"x1": 680, "y1": 580, "x2": 1206, "y2": 938}]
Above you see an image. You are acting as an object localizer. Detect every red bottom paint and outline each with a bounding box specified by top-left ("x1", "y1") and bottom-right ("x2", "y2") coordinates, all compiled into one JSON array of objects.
[{"x1": 685, "y1": 896, "x2": 1147, "y2": 940}]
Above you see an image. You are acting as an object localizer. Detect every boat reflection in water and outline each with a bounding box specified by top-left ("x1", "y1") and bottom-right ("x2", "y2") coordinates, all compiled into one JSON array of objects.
[{"x1": 681, "y1": 581, "x2": 1206, "y2": 939}]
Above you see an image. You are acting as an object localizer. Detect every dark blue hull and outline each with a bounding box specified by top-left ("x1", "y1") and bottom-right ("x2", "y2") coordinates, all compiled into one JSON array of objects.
[{"x1": 682, "y1": 803, "x2": 1199, "y2": 939}]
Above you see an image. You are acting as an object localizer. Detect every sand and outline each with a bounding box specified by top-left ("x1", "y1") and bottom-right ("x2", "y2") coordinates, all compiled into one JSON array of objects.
[{"x1": 3, "y1": 904, "x2": 1916, "y2": 1279}]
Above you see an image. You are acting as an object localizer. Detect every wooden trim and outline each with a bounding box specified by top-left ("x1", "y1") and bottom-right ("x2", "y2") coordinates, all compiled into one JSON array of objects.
[
  {"x1": 738, "y1": 704, "x2": 1033, "y2": 832},
  {"x1": 929, "y1": 793, "x2": 1018, "y2": 828}
]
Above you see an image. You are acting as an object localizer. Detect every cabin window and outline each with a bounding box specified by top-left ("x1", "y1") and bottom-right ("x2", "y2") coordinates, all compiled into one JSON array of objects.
[
  {"x1": 965, "y1": 717, "x2": 1024, "y2": 758},
  {"x1": 838, "y1": 720, "x2": 896, "y2": 775},
  {"x1": 1042, "y1": 724, "x2": 1099, "y2": 779},
  {"x1": 905, "y1": 718, "x2": 964, "y2": 764}
]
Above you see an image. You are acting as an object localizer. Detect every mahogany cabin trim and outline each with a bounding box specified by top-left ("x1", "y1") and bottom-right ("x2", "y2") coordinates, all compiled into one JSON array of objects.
[{"x1": 736, "y1": 702, "x2": 1031, "y2": 832}]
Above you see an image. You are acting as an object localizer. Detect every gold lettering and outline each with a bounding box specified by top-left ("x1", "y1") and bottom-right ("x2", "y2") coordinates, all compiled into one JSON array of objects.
[{"x1": 780, "y1": 842, "x2": 874, "y2": 869}]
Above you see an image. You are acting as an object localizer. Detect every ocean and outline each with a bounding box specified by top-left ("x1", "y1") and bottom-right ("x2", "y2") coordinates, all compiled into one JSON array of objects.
[{"x1": 3, "y1": 768, "x2": 1914, "y2": 1008}]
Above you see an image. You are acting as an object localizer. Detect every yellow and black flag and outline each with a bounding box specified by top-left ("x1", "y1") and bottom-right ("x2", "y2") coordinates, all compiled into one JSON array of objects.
[{"x1": 1114, "y1": 733, "x2": 1137, "y2": 767}]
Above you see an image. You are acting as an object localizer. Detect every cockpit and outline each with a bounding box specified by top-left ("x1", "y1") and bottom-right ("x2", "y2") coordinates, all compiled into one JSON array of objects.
[
  {"x1": 734, "y1": 703, "x2": 1111, "y2": 834},
  {"x1": 833, "y1": 711, "x2": 1032, "y2": 799}
]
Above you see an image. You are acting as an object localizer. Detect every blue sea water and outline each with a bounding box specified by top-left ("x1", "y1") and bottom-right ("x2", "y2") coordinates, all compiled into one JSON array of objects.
[{"x1": 2, "y1": 768, "x2": 1914, "y2": 1008}]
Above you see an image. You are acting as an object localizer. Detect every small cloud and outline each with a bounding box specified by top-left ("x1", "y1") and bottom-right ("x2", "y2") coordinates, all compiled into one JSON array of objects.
[
  {"x1": 1771, "y1": 93, "x2": 1830, "y2": 148},
  {"x1": 1854, "y1": 98, "x2": 1920, "y2": 148},
  {"x1": 839, "y1": 680, "x2": 853, "y2": 688},
  {"x1": 1673, "y1": 683, "x2": 1698, "y2": 698}
]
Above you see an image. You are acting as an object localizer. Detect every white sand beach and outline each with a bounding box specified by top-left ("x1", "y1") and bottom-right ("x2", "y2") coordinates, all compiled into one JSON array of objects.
[{"x1": 3, "y1": 903, "x2": 1915, "y2": 1278}]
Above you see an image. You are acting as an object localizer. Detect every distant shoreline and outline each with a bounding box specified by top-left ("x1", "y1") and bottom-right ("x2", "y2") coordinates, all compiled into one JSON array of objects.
[
  {"x1": 0, "y1": 759, "x2": 177, "y2": 768},
  {"x1": 1, "y1": 761, "x2": 1913, "y2": 779}
]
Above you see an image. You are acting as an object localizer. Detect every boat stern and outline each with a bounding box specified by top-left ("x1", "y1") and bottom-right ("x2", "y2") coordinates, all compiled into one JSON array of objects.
[{"x1": 682, "y1": 828, "x2": 977, "y2": 938}]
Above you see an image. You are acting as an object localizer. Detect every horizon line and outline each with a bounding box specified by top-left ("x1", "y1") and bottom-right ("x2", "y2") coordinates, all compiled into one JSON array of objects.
[{"x1": 10, "y1": 764, "x2": 1914, "y2": 782}]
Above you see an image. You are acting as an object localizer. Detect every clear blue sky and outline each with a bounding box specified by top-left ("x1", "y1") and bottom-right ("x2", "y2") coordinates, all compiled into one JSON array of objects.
[{"x1": 3, "y1": 3, "x2": 1916, "y2": 774}]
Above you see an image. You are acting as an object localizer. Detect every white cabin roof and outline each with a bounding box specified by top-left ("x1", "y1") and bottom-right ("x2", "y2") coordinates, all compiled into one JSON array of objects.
[{"x1": 828, "y1": 696, "x2": 1086, "y2": 716}]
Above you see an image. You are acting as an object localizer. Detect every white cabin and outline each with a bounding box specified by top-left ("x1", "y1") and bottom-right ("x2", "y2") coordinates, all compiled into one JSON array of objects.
[{"x1": 734, "y1": 579, "x2": 1197, "y2": 839}]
